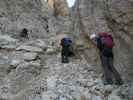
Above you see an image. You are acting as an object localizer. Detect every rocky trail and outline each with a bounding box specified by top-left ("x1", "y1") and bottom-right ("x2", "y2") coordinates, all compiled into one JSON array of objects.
[
  {"x1": 0, "y1": 35, "x2": 131, "y2": 100},
  {"x1": 0, "y1": 0, "x2": 133, "y2": 99}
]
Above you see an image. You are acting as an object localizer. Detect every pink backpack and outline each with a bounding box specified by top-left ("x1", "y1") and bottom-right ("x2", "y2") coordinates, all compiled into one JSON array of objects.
[{"x1": 99, "y1": 32, "x2": 113, "y2": 48}]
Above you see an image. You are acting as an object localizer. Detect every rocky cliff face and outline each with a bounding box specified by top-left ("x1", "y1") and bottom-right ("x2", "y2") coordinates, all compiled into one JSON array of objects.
[
  {"x1": 73, "y1": 0, "x2": 133, "y2": 80},
  {"x1": 47, "y1": 0, "x2": 72, "y2": 35},
  {"x1": 0, "y1": 0, "x2": 71, "y2": 38},
  {"x1": 0, "y1": 0, "x2": 133, "y2": 100},
  {"x1": 48, "y1": 0, "x2": 69, "y2": 16},
  {"x1": 0, "y1": 0, "x2": 50, "y2": 38}
]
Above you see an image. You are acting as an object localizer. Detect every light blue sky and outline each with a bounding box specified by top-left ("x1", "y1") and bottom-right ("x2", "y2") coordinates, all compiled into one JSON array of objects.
[{"x1": 67, "y1": 0, "x2": 76, "y2": 7}]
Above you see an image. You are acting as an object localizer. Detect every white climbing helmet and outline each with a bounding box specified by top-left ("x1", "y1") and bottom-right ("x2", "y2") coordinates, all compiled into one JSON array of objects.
[{"x1": 90, "y1": 32, "x2": 97, "y2": 39}]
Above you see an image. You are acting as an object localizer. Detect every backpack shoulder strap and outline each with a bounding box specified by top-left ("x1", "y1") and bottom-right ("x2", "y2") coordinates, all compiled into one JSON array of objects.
[
  {"x1": 96, "y1": 37, "x2": 104, "y2": 50},
  {"x1": 108, "y1": 35, "x2": 113, "y2": 41}
]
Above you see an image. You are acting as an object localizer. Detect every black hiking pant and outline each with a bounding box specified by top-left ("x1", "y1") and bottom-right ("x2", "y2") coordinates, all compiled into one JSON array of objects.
[
  {"x1": 100, "y1": 54, "x2": 122, "y2": 84},
  {"x1": 61, "y1": 45, "x2": 70, "y2": 63}
]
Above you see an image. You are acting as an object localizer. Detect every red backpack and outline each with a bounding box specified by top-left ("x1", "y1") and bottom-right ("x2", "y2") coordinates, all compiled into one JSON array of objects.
[{"x1": 98, "y1": 32, "x2": 113, "y2": 48}]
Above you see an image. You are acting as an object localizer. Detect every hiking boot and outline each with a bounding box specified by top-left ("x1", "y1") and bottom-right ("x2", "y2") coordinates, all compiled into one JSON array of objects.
[
  {"x1": 62, "y1": 57, "x2": 69, "y2": 63},
  {"x1": 103, "y1": 80, "x2": 113, "y2": 85}
]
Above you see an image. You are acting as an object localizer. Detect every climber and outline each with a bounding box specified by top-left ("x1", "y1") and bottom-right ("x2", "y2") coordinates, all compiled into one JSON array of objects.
[
  {"x1": 90, "y1": 32, "x2": 123, "y2": 85},
  {"x1": 60, "y1": 37, "x2": 73, "y2": 63},
  {"x1": 20, "y1": 28, "x2": 29, "y2": 39}
]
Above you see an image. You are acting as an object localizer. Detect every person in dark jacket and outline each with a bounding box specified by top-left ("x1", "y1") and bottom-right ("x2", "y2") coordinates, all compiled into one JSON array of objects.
[
  {"x1": 90, "y1": 32, "x2": 123, "y2": 85},
  {"x1": 60, "y1": 37, "x2": 73, "y2": 63}
]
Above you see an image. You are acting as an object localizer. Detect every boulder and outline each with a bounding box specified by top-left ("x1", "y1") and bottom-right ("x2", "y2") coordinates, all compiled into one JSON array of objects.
[
  {"x1": 22, "y1": 52, "x2": 38, "y2": 61},
  {"x1": 108, "y1": 94, "x2": 122, "y2": 100},
  {"x1": 0, "y1": 34, "x2": 18, "y2": 48},
  {"x1": 104, "y1": 85, "x2": 114, "y2": 94},
  {"x1": 0, "y1": 34, "x2": 17, "y2": 42},
  {"x1": 34, "y1": 39, "x2": 47, "y2": 49},
  {"x1": 46, "y1": 46, "x2": 57, "y2": 54},
  {"x1": 10, "y1": 59, "x2": 21, "y2": 67}
]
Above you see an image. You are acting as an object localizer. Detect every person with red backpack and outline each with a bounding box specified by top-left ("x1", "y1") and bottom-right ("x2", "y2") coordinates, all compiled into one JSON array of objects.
[{"x1": 90, "y1": 32, "x2": 123, "y2": 85}]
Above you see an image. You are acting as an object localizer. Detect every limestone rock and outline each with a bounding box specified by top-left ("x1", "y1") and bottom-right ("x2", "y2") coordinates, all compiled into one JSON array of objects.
[
  {"x1": 16, "y1": 45, "x2": 43, "y2": 52},
  {"x1": 0, "y1": 34, "x2": 17, "y2": 42},
  {"x1": 47, "y1": 0, "x2": 69, "y2": 16},
  {"x1": 42, "y1": 93, "x2": 51, "y2": 100},
  {"x1": 120, "y1": 83, "x2": 133, "y2": 100},
  {"x1": 42, "y1": 91, "x2": 57, "y2": 100},
  {"x1": 16, "y1": 60, "x2": 41, "y2": 75},
  {"x1": 34, "y1": 39, "x2": 47, "y2": 49},
  {"x1": 104, "y1": 85, "x2": 114, "y2": 94},
  {"x1": 22, "y1": 52, "x2": 38, "y2": 61},
  {"x1": 92, "y1": 96, "x2": 102, "y2": 100},
  {"x1": 1, "y1": 45, "x2": 17, "y2": 50},
  {"x1": 46, "y1": 46, "x2": 57, "y2": 54},
  {"x1": 23, "y1": 39, "x2": 48, "y2": 49},
  {"x1": 10, "y1": 59, "x2": 21, "y2": 67},
  {"x1": 108, "y1": 94, "x2": 122, "y2": 100},
  {"x1": 47, "y1": 76, "x2": 57, "y2": 90},
  {"x1": 0, "y1": 34, "x2": 18, "y2": 48}
]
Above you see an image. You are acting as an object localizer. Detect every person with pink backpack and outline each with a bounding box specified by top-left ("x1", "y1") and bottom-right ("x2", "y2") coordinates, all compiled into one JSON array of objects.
[{"x1": 90, "y1": 32, "x2": 123, "y2": 85}]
